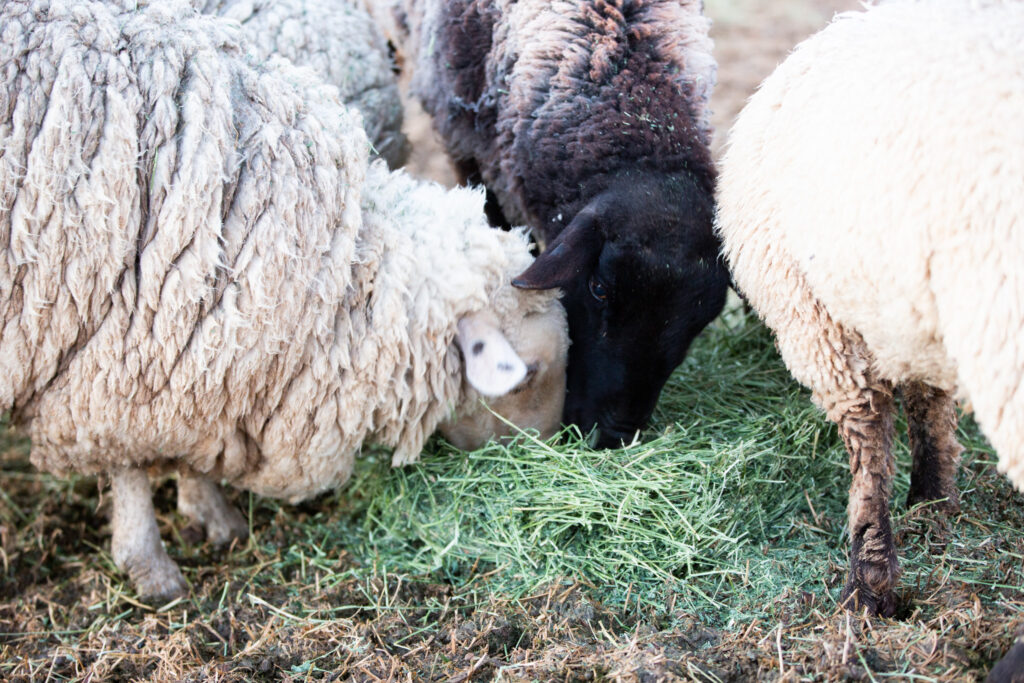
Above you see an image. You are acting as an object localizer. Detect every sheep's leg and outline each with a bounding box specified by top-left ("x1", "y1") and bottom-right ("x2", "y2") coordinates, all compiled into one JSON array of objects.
[
  {"x1": 110, "y1": 467, "x2": 187, "y2": 602},
  {"x1": 452, "y1": 158, "x2": 512, "y2": 229},
  {"x1": 902, "y1": 382, "x2": 962, "y2": 513},
  {"x1": 728, "y1": 238, "x2": 900, "y2": 616},
  {"x1": 837, "y1": 386, "x2": 900, "y2": 617},
  {"x1": 177, "y1": 473, "x2": 248, "y2": 547},
  {"x1": 453, "y1": 157, "x2": 482, "y2": 187},
  {"x1": 988, "y1": 634, "x2": 1024, "y2": 683}
]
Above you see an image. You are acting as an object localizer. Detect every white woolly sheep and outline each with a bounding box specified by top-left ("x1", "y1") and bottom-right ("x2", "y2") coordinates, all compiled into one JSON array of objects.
[
  {"x1": 716, "y1": 0, "x2": 1023, "y2": 674},
  {"x1": 197, "y1": 0, "x2": 409, "y2": 168},
  {"x1": 365, "y1": 0, "x2": 729, "y2": 448},
  {"x1": 0, "y1": 0, "x2": 567, "y2": 602}
]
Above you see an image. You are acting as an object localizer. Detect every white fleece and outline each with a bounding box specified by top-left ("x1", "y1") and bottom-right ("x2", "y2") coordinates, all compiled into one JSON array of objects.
[
  {"x1": 716, "y1": 0, "x2": 1024, "y2": 490},
  {"x1": 0, "y1": 0, "x2": 565, "y2": 503}
]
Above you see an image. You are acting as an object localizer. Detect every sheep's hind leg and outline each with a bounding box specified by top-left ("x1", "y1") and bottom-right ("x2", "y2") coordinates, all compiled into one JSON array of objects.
[
  {"x1": 837, "y1": 385, "x2": 900, "y2": 617},
  {"x1": 177, "y1": 473, "x2": 248, "y2": 547},
  {"x1": 111, "y1": 467, "x2": 187, "y2": 602},
  {"x1": 735, "y1": 238, "x2": 900, "y2": 616},
  {"x1": 988, "y1": 635, "x2": 1024, "y2": 682},
  {"x1": 452, "y1": 158, "x2": 512, "y2": 229},
  {"x1": 902, "y1": 382, "x2": 962, "y2": 513}
]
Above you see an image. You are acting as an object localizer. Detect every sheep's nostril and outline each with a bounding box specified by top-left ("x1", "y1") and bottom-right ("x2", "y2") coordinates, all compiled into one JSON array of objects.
[
  {"x1": 524, "y1": 362, "x2": 539, "y2": 382},
  {"x1": 507, "y1": 362, "x2": 540, "y2": 395}
]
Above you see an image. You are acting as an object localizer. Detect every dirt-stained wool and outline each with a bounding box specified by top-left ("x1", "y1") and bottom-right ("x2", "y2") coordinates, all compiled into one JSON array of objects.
[{"x1": 716, "y1": 0, "x2": 1024, "y2": 653}]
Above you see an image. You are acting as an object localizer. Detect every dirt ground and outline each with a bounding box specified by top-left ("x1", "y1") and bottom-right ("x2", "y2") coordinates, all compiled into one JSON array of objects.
[{"x1": 10, "y1": 1, "x2": 1022, "y2": 682}]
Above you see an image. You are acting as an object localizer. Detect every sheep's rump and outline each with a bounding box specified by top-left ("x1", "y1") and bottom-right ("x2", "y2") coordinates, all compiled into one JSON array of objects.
[
  {"x1": 199, "y1": 0, "x2": 409, "y2": 167},
  {"x1": 399, "y1": 0, "x2": 716, "y2": 229},
  {"x1": 717, "y1": 0, "x2": 1024, "y2": 488},
  {"x1": 0, "y1": 0, "x2": 367, "y2": 493}
]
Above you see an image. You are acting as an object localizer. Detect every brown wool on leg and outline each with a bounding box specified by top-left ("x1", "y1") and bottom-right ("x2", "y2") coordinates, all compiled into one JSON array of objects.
[
  {"x1": 838, "y1": 384, "x2": 900, "y2": 617},
  {"x1": 901, "y1": 381, "x2": 963, "y2": 513}
]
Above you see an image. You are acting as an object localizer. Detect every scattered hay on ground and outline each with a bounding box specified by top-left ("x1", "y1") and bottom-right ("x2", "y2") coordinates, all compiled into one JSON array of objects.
[{"x1": 2, "y1": 308, "x2": 1021, "y2": 681}]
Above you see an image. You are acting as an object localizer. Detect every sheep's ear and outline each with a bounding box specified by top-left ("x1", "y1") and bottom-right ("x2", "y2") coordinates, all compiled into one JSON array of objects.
[
  {"x1": 456, "y1": 313, "x2": 527, "y2": 397},
  {"x1": 512, "y1": 207, "x2": 602, "y2": 290}
]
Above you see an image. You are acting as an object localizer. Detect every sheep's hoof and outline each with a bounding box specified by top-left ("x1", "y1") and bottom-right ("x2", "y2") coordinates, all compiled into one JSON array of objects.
[
  {"x1": 839, "y1": 581, "x2": 897, "y2": 618},
  {"x1": 128, "y1": 556, "x2": 188, "y2": 604},
  {"x1": 177, "y1": 477, "x2": 249, "y2": 548},
  {"x1": 988, "y1": 640, "x2": 1024, "y2": 683},
  {"x1": 205, "y1": 506, "x2": 249, "y2": 548},
  {"x1": 179, "y1": 513, "x2": 247, "y2": 548},
  {"x1": 180, "y1": 521, "x2": 206, "y2": 546}
]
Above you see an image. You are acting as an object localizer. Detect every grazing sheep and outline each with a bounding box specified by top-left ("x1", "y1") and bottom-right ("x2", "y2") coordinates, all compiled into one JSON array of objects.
[
  {"x1": 0, "y1": 0, "x2": 567, "y2": 602},
  {"x1": 367, "y1": 0, "x2": 730, "y2": 447},
  {"x1": 715, "y1": 0, "x2": 1024, "y2": 666},
  {"x1": 197, "y1": 0, "x2": 409, "y2": 168}
]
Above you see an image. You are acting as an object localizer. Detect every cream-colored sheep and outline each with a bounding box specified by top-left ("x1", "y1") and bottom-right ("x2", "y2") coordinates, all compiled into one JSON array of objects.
[
  {"x1": 198, "y1": 0, "x2": 409, "y2": 168},
  {"x1": 1, "y1": 0, "x2": 567, "y2": 602},
  {"x1": 716, "y1": 0, "x2": 1024, "y2": 629}
]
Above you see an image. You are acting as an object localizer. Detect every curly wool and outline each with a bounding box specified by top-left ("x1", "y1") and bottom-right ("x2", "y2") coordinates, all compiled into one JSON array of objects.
[
  {"x1": 371, "y1": 0, "x2": 715, "y2": 231},
  {"x1": 198, "y1": 0, "x2": 409, "y2": 168},
  {"x1": 0, "y1": 0, "x2": 557, "y2": 502},
  {"x1": 716, "y1": 0, "x2": 1024, "y2": 490}
]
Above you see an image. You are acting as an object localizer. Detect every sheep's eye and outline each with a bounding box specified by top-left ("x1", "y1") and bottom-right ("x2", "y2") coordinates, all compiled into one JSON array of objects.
[{"x1": 589, "y1": 277, "x2": 608, "y2": 302}]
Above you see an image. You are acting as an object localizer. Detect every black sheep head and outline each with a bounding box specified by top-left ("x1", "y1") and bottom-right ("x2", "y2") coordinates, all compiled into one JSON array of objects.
[{"x1": 512, "y1": 171, "x2": 728, "y2": 448}]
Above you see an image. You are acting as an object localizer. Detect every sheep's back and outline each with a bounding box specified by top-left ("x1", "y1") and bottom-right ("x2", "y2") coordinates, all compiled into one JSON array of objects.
[
  {"x1": 719, "y1": 0, "x2": 1024, "y2": 389},
  {"x1": 201, "y1": 0, "x2": 408, "y2": 167},
  {"x1": 409, "y1": 0, "x2": 715, "y2": 230}
]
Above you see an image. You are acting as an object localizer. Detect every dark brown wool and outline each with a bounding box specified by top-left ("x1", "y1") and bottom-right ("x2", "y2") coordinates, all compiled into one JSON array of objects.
[{"x1": 389, "y1": 0, "x2": 729, "y2": 444}]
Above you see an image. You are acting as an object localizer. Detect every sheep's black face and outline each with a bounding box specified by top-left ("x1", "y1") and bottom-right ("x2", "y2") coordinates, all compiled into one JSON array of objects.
[
  {"x1": 513, "y1": 172, "x2": 728, "y2": 448},
  {"x1": 561, "y1": 241, "x2": 726, "y2": 447}
]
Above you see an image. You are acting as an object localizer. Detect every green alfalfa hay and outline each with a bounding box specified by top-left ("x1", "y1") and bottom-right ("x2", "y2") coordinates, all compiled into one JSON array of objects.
[
  {"x1": 308, "y1": 308, "x2": 839, "y2": 615},
  {"x1": 305, "y1": 304, "x2": 1020, "y2": 628}
]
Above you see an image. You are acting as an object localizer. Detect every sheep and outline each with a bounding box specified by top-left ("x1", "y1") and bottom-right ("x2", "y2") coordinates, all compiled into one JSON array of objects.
[
  {"x1": 715, "y1": 0, "x2": 1024, "y2": 672},
  {"x1": 0, "y1": 0, "x2": 568, "y2": 602},
  {"x1": 366, "y1": 0, "x2": 730, "y2": 447},
  {"x1": 195, "y1": 0, "x2": 409, "y2": 168}
]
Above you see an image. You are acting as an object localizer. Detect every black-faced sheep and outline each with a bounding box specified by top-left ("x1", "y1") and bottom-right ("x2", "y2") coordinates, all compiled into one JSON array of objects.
[
  {"x1": 197, "y1": 0, "x2": 409, "y2": 168},
  {"x1": 367, "y1": 0, "x2": 730, "y2": 447},
  {"x1": 715, "y1": 0, "x2": 1023, "y2": 675},
  {"x1": 0, "y1": 0, "x2": 567, "y2": 602}
]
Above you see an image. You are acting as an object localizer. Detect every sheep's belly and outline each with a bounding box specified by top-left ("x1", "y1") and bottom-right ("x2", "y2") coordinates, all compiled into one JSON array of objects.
[{"x1": 794, "y1": 231, "x2": 960, "y2": 392}]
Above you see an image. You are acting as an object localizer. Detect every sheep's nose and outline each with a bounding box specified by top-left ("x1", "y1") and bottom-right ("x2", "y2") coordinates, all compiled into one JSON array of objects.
[{"x1": 593, "y1": 427, "x2": 639, "y2": 450}]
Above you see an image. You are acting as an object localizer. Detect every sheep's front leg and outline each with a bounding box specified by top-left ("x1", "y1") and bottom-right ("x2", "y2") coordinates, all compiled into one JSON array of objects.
[
  {"x1": 111, "y1": 467, "x2": 187, "y2": 602},
  {"x1": 837, "y1": 387, "x2": 900, "y2": 617},
  {"x1": 902, "y1": 382, "x2": 962, "y2": 513},
  {"x1": 177, "y1": 473, "x2": 248, "y2": 547}
]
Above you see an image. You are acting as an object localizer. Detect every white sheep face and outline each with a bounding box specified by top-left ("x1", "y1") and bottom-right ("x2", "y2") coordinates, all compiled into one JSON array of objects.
[{"x1": 442, "y1": 304, "x2": 568, "y2": 450}]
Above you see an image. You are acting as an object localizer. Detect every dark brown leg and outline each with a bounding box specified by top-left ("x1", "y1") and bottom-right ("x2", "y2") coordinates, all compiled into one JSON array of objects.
[
  {"x1": 452, "y1": 157, "x2": 480, "y2": 187},
  {"x1": 988, "y1": 637, "x2": 1024, "y2": 683},
  {"x1": 453, "y1": 157, "x2": 511, "y2": 229},
  {"x1": 838, "y1": 385, "x2": 900, "y2": 617},
  {"x1": 902, "y1": 382, "x2": 962, "y2": 513}
]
